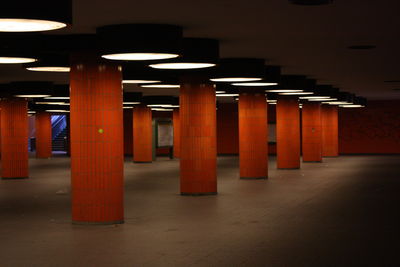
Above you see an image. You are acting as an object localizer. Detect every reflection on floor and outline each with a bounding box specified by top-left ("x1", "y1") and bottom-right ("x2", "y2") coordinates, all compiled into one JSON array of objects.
[{"x1": 0, "y1": 155, "x2": 399, "y2": 266}]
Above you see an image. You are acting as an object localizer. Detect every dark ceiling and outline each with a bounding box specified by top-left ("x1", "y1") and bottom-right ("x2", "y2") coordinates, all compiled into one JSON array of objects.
[{"x1": 0, "y1": 0, "x2": 399, "y2": 100}]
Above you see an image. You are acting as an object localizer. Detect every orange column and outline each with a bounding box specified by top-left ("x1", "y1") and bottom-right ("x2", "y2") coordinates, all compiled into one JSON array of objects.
[
  {"x1": 180, "y1": 78, "x2": 217, "y2": 195},
  {"x1": 70, "y1": 53, "x2": 124, "y2": 224},
  {"x1": 133, "y1": 105, "x2": 152, "y2": 163},
  {"x1": 123, "y1": 109, "x2": 133, "y2": 156},
  {"x1": 0, "y1": 98, "x2": 28, "y2": 179},
  {"x1": 321, "y1": 105, "x2": 339, "y2": 157},
  {"x1": 302, "y1": 102, "x2": 322, "y2": 162},
  {"x1": 173, "y1": 109, "x2": 180, "y2": 158},
  {"x1": 35, "y1": 111, "x2": 52, "y2": 158},
  {"x1": 276, "y1": 97, "x2": 300, "y2": 169},
  {"x1": 238, "y1": 88, "x2": 268, "y2": 179}
]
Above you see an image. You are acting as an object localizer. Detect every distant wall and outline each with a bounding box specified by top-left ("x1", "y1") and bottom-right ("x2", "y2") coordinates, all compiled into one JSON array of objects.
[{"x1": 339, "y1": 100, "x2": 400, "y2": 154}]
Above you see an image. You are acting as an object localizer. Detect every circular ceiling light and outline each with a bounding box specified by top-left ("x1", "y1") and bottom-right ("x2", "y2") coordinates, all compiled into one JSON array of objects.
[
  {"x1": 216, "y1": 93, "x2": 239, "y2": 97},
  {"x1": 150, "y1": 63, "x2": 215, "y2": 70},
  {"x1": 211, "y1": 78, "x2": 262, "y2": 82},
  {"x1": 266, "y1": 89, "x2": 303, "y2": 93},
  {"x1": 26, "y1": 66, "x2": 70, "y2": 72},
  {"x1": 103, "y1": 53, "x2": 179, "y2": 61},
  {"x1": 299, "y1": 96, "x2": 330, "y2": 99},
  {"x1": 340, "y1": 104, "x2": 364, "y2": 108},
  {"x1": 232, "y1": 82, "x2": 278, "y2": 86},
  {"x1": 0, "y1": 19, "x2": 66, "y2": 32},
  {"x1": 0, "y1": 57, "x2": 36, "y2": 64},
  {"x1": 123, "y1": 80, "x2": 161, "y2": 84},
  {"x1": 279, "y1": 92, "x2": 314, "y2": 95},
  {"x1": 11, "y1": 81, "x2": 53, "y2": 98},
  {"x1": 211, "y1": 58, "x2": 265, "y2": 83},
  {"x1": 149, "y1": 38, "x2": 219, "y2": 70},
  {"x1": 0, "y1": 1, "x2": 72, "y2": 32},
  {"x1": 97, "y1": 24, "x2": 183, "y2": 61},
  {"x1": 141, "y1": 84, "x2": 180, "y2": 88}
]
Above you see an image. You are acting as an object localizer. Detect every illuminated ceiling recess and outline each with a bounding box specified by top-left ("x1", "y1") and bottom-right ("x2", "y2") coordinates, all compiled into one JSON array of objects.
[
  {"x1": 0, "y1": 0, "x2": 72, "y2": 32},
  {"x1": 97, "y1": 24, "x2": 183, "y2": 61},
  {"x1": 266, "y1": 75, "x2": 307, "y2": 94},
  {"x1": 143, "y1": 96, "x2": 179, "y2": 110},
  {"x1": 0, "y1": 34, "x2": 40, "y2": 64},
  {"x1": 211, "y1": 58, "x2": 265, "y2": 82},
  {"x1": 232, "y1": 65, "x2": 281, "y2": 87},
  {"x1": 11, "y1": 81, "x2": 54, "y2": 98},
  {"x1": 149, "y1": 38, "x2": 219, "y2": 70},
  {"x1": 124, "y1": 92, "x2": 143, "y2": 106},
  {"x1": 25, "y1": 54, "x2": 70, "y2": 72},
  {"x1": 122, "y1": 63, "x2": 164, "y2": 84},
  {"x1": 279, "y1": 78, "x2": 316, "y2": 96}
]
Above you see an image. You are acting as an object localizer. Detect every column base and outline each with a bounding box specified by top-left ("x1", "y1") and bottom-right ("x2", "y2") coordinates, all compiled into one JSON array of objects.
[
  {"x1": 240, "y1": 177, "x2": 267, "y2": 180},
  {"x1": 133, "y1": 161, "x2": 152, "y2": 164},
  {"x1": 1, "y1": 177, "x2": 29, "y2": 180},
  {"x1": 323, "y1": 156, "x2": 339, "y2": 158},
  {"x1": 277, "y1": 167, "x2": 300, "y2": 170},
  {"x1": 181, "y1": 192, "x2": 218, "y2": 196},
  {"x1": 303, "y1": 160, "x2": 322, "y2": 163},
  {"x1": 72, "y1": 220, "x2": 124, "y2": 225}
]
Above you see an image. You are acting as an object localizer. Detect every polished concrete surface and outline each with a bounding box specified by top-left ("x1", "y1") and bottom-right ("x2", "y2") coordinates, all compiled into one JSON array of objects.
[{"x1": 0, "y1": 155, "x2": 399, "y2": 266}]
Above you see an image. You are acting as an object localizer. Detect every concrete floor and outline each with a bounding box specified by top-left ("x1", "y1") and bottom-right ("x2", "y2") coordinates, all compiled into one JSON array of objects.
[{"x1": 0, "y1": 155, "x2": 399, "y2": 266}]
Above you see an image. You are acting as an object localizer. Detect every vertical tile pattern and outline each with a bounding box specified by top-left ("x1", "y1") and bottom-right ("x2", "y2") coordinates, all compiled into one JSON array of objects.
[
  {"x1": 133, "y1": 105, "x2": 153, "y2": 163},
  {"x1": 302, "y1": 102, "x2": 322, "y2": 162},
  {"x1": 0, "y1": 98, "x2": 28, "y2": 179},
  {"x1": 35, "y1": 112, "x2": 52, "y2": 158},
  {"x1": 321, "y1": 105, "x2": 339, "y2": 157},
  {"x1": 70, "y1": 53, "x2": 124, "y2": 224},
  {"x1": 276, "y1": 97, "x2": 301, "y2": 169},
  {"x1": 173, "y1": 109, "x2": 180, "y2": 158},
  {"x1": 217, "y1": 103, "x2": 239, "y2": 155},
  {"x1": 123, "y1": 109, "x2": 133, "y2": 156},
  {"x1": 238, "y1": 89, "x2": 268, "y2": 179},
  {"x1": 180, "y1": 82, "x2": 217, "y2": 195}
]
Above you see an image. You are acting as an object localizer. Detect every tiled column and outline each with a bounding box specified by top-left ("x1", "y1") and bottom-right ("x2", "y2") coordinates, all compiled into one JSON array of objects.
[
  {"x1": 238, "y1": 88, "x2": 268, "y2": 179},
  {"x1": 0, "y1": 98, "x2": 28, "y2": 179},
  {"x1": 180, "y1": 77, "x2": 217, "y2": 195},
  {"x1": 70, "y1": 52, "x2": 124, "y2": 224},
  {"x1": 35, "y1": 111, "x2": 52, "y2": 158},
  {"x1": 321, "y1": 105, "x2": 339, "y2": 157},
  {"x1": 173, "y1": 109, "x2": 180, "y2": 158},
  {"x1": 123, "y1": 109, "x2": 133, "y2": 156},
  {"x1": 276, "y1": 97, "x2": 300, "y2": 169},
  {"x1": 302, "y1": 102, "x2": 322, "y2": 162},
  {"x1": 133, "y1": 105, "x2": 153, "y2": 163}
]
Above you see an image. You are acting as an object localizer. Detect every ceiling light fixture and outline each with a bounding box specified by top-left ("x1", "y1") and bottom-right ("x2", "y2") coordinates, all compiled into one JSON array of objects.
[
  {"x1": 141, "y1": 84, "x2": 180, "y2": 88},
  {"x1": 149, "y1": 38, "x2": 219, "y2": 70},
  {"x1": 232, "y1": 82, "x2": 278, "y2": 86},
  {"x1": 123, "y1": 80, "x2": 161, "y2": 84},
  {"x1": 12, "y1": 81, "x2": 53, "y2": 98},
  {"x1": 211, "y1": 58, "x2": 265, "y2": 83},
  {"x1": 97, "y1": 24, "x2": 183, "y2": 61},
  {"x1": 0, "y1": 57, "x2": 37, "y2": 64},
  {"x1": 0, "y1": 0, "x2": 72, "y2": 32}
]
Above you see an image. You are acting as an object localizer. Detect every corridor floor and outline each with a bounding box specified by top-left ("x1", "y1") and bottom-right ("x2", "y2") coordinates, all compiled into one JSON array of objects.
[{"x1": 0, "y1": 155, "x2": 399, "y2": 266}]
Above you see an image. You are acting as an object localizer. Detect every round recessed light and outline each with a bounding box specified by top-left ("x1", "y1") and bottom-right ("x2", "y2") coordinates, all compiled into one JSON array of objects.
[
  {"x1": 340, "y1": 104, "x2": 364, "y2": 108},
  {"x1": 0, "y1": 57, "x2": 37, "y2": 64},
  {"x1": 289, "y1": 0, "x2": 333, "y2": 5},
  {"x1": 211, "y1": 78, "x2": 262, "y2": 82},
  {"x1": 266, "y1": 89, "x2": 303, "y2": 93},
  {"x1": 123, "y1": 80, "x2": 161, "y2": 84},
  {"x1": 149, "y1": 62, "x2": 216, "y2": 70},
  {"x1": 232, "y1": 82, "x2": 278, "y2": 87},
  {"x1": 141, "y1": 84, "x2": 180, "y2": 88},
  {"x1": 348, "y1": 45, "x2": 376, "y2": 50},
  {"x1": 279, "y1": 92, "x2": 314, "y2": 95},
  {"x1": 102, "y1": 53, "x2": 179, "y2": 61},
  {"x1": 0, "y1": 19, "x2": 67, "y2": 32},
  {"x1": 26, "y1": 66, "x2": 70, "y2": 72}
]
